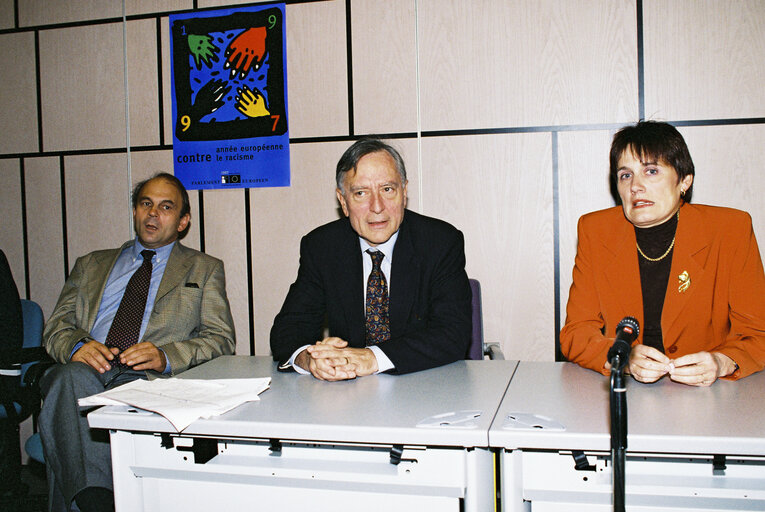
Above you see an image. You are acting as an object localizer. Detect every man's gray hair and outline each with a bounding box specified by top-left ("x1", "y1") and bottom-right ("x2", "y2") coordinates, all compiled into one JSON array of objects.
[{"x1": 335, "y1": 138, "x2": 407, "y2": 192}]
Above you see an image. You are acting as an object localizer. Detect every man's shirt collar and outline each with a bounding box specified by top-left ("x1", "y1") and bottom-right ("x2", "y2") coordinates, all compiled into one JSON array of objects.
[
  {"x1": 359, "y1": 230, "x2": 399, "y2": 261},
  {"x1": 131, "y1": 238, "x2": 175, "y2": 263}
]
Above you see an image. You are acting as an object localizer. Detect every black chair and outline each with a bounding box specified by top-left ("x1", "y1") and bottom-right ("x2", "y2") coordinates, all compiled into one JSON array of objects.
[{"x1": 467, "y1": 279, "x2": 504, "y2": 360}]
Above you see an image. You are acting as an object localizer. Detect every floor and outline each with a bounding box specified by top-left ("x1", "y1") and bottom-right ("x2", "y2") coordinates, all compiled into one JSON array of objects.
[{"x1": 0, "y1": 463, "x2": 48, "y2": 512}]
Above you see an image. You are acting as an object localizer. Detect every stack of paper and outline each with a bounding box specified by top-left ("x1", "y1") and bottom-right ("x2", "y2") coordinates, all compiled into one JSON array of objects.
[{"x1": 79, "y1": 378, "x2": 271, "y2": 431}]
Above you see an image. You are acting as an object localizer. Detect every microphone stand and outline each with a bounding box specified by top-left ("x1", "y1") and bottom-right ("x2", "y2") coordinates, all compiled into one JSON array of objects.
[{"x1": 609, "y1": 354, "x2": 628, "y2": 512}]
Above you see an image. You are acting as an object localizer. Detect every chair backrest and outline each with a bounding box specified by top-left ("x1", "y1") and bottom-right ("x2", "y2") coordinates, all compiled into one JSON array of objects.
[
  {"x1": 467, "y1": 279, "x2": 484, "y2": 360},
  {"x1": 20, "y1": 299, "x2": 44, "y2": 379}
]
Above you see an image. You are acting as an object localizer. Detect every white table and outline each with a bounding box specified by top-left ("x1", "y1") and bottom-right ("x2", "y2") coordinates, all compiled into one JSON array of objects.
[
  {"x1": 89, "y1": 356, "x2": 518, "y2": 512},
  {"x1": 490, "y1": 361, "x2": 765, "y2": 512}
]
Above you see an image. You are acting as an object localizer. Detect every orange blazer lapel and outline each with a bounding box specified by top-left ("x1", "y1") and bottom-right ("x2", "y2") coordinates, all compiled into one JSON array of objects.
[
  {"x1": 600, "y1": 210, "x2": 645, "y2": 339},
  {"x1": 662, "y1": 204, "x2": 709, "y2": 341}
]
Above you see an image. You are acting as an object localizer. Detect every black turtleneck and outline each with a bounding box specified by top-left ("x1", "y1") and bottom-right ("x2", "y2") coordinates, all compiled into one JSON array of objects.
[{"x1": 635, "y1": 210, "x2": 679, "y2": 353}]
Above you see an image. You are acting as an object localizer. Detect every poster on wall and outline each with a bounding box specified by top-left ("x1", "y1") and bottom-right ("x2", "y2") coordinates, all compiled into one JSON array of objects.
[{"x1": 169, "y1": 4, "x2": 289, "y2": 190}]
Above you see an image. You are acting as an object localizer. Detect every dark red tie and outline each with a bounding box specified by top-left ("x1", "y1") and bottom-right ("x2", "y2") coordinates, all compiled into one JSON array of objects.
[
  {"x1": 365, "y1": 250, "x2": 390, "y2": 345},
  {"x1": 105, "y1": 250, "x2": 155, "y2": 358}
]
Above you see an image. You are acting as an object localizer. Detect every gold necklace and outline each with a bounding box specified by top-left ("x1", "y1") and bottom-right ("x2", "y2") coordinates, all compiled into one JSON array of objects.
[
  {"x1": 637, "y1": 237, "x2": 675, "y2": 261},
  {"x1": 636, "y1": 210, "x2": 679, "y2": 262}
]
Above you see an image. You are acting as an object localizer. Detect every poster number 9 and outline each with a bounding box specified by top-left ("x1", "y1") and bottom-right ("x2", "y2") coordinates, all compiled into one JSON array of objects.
[
  {"x1": 268, "y1": 14, "x2": 277, "y2": 29},
  {"x1": 181, "y1": 115, "x2": 191, "y2": 132}
]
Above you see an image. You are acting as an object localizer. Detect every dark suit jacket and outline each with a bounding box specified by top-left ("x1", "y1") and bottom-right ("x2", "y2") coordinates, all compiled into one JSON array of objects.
[
  {"x1": 44, "y1": 241, "x2": 235, "y2": 375},
  {"x1": 561, "y1": 203, "x2": 765, "y2": 379},
  {"x1": 270, "y1": 210, "x2": 472, "y2": 374},
  {"x1": 0, "y1": 249, "x2": 23, "y2": 366}
]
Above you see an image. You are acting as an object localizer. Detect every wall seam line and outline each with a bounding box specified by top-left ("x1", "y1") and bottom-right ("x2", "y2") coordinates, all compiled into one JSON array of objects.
[{"x1": 123, "y1": 1, "x2": 133, "y2": 236}]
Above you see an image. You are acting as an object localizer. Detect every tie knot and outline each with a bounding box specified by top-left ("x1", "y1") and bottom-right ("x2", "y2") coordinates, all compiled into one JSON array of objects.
[
  {"x1": 367, "y1": 249, "x2": 384, "y2": 268},
  {"x1": 140, "y1": 250, "x2": 155, "y2": 263}
]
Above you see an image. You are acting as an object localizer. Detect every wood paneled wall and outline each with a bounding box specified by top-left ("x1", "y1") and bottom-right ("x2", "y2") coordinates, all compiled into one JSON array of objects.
[{"x1": 2, "y1": 0, "x2": 765, "y2": 365}]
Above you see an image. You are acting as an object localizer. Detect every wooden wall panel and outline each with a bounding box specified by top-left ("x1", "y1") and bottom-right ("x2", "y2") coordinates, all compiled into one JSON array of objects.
[
  {"x1": 0, "y1": 33, "x2": 38, "y2": 154},
  {"x1": 644, "y1": 0, "x2": 765, "y2": 121},
  {"x1": 64, "y1": 154, "x2": 131, "y2": 264},
  {"x1": 250, "y1": 141, "x2": 348, "y2": 355},
  {"x1": 39, "y1": 23, "x2": 127, "y2": 151},
  {"x1": 19, "y1": 1, "x2": 121, "y2": 26},
  {"x1": 202, "y1": 189, "x2": 249, "y2": 355},
  {"x1": 557, "y1": 129, "x2": 617, "y2": 327},
  {"x1": 125, "y1": 0, "x2": 192, "y2": 16},
  {"x1": 24, "y1": 157, "x2": 65, "y2": 317},
  {"x1": 0, "y1": 0, "x2": 14, "y2": 29},
  {"x1": 198, "y1": 0, "x2": 271, "y2": 8},
  {"x1": 286, "y1": 1, "x2": 349, "y2": 138},
  {"x1": 392, "y1": 138, "x2": 420, "y2": 212},
  {"x1": 421, "y1": 133, "x2": 555, "y2": 361},
  {"x1": 681, "y1": 124, "x2": 765, "y2": 249},
  {"x1": 418, "y1": 0, "x2": 638, "y2": 131},
  {"x1": 160, "y1": 16, "x2": 173, "y2": 145},
  {"x1": 13, "y1": 0, "x2": 189, "y2": 25},
  {"x1": 126, "y1": 19, "x2": 161, "y2": 147},
  {"x1": 0, "y1": 160, "x2": 24, "y2": 296},
  {"x1": 351, "y1": 0, "x2": 418, "y2": 135}
]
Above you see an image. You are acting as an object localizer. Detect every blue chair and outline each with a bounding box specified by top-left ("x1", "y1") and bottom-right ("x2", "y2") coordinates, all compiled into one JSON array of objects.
[
  {"x1": 24, "y1": 431, "x2": 44, "y2": 464},
  {"x1": 0, "y1": 300, "x2": 51, "y2": 484},
  {"x1": 4, "y1": 300, "x2": 48, "y2": 415},
  {"x1": 467, "y1": 279, "x2": 503, "y2": 360}
]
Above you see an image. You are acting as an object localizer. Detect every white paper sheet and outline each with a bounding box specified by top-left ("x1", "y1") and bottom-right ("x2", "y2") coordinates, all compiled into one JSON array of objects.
[{"x1": 79, "y1": 378, "x2": 271, "y2": 431}]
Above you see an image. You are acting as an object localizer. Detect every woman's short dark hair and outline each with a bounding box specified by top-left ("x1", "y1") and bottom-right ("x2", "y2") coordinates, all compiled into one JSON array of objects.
[
  {"x1": 335, "y1": 138, "x2": 407, "y2": 192},
  {"x1": 131, "y1": 172, "x2": 191, "y2": 239},
  {"x1": 610, "y1": 121, "x2": 695, "y2": 202}
]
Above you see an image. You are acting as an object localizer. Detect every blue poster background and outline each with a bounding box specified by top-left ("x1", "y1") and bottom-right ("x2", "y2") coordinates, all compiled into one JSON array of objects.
[{"x1": 170, "y1": 4, "x2": 289, "y2": 190}]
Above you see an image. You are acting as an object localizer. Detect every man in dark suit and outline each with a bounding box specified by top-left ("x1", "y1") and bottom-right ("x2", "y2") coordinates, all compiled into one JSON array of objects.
[
  {"x1": 40, "y1": 173, "x2": 235, "y2": 512},
  {"x1": 0, "y1": 249, "x2": 24, "y2": 497},
  {"x1": 270, "y1": 138, "x2": 471, "y2": 381}
]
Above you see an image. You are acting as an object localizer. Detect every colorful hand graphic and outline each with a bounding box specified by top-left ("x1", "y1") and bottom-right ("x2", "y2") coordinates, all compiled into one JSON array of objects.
[
  {"x1": 235, "y1": 85, "x2": 270, "y2": 118},
  {"x1": 190, "y1": 79, "x2": 231, "y2": 121},
  {"x1": 224, "y1": 27, "x2": 267, "y2": 79},
  {"x1": 188, "y1": 34, "x2": 220, "y2": 70}
]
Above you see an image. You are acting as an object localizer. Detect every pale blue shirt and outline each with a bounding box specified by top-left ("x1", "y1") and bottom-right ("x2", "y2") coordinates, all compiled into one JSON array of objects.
[
  {"x1": 72, "y1": 239, "x2": 174, "y2": 372},
  {"x1": 289, "y1": 231, "x2": 399, "y2": 374}
]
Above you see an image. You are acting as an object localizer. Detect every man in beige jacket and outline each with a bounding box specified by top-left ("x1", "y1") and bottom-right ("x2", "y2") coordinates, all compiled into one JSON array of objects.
[{"x1": 40, "y1": 173, "x2": 235, "y2": 512}]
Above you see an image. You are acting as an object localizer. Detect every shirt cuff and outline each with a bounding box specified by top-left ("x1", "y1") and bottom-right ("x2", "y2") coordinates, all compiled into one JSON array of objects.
[
  {"x1": 286, "y1": 345, "x2": 311, "y2": 374},
  {"x1": 69, "y1": 336, "x2": 93, "y2": 360},
  {"x1": 160, "y1": 348, "x2": 171, "y2": 374},
  {"x1": 70, "y1": 341, "x2": 86, "y2": 360},
  {"x1": 368, "y1": 345, "x2": 394, "y2": 373}
]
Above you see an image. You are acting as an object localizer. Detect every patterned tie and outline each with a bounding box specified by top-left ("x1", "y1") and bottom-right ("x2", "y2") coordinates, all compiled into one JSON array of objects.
[
  {"x1": 365, "y1": 250, "x2": 390, "y2": 345},
  {"x1": 105, "y1": 250, "x2": 155, "y2": 359}
]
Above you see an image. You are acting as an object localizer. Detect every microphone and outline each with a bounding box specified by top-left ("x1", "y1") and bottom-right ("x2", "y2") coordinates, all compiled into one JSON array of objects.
[
  {"x1": 608, "y1": 317, "x2": 638, "y2": 512},
  {"x1": 607, "y1": 316, "x2": 639, "y2": 370}
]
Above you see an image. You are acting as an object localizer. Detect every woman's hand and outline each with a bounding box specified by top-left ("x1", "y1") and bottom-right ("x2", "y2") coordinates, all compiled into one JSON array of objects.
[
  {"x1": 669, "y1": 351, "x2": 736, "y2": 386},
  {"x1": 628, "y1": 344, "x2": 671, "y2": 383}
]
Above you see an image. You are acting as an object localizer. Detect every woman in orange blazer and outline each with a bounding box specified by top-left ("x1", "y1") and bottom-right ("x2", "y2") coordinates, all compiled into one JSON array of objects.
[{"x1": 561, "y1": 121, "x2": 765, "y2": 385}]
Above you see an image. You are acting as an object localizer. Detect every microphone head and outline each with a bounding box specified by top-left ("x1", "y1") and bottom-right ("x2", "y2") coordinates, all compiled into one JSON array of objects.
[{"x1": 616, "y1": 316, "x2": 640, "y2": 340}]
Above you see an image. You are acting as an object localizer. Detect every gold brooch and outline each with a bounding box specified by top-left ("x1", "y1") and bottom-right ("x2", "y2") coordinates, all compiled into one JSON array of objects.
[{"x1": 678, "y1": 270, "x2": 690, "y2": 293}]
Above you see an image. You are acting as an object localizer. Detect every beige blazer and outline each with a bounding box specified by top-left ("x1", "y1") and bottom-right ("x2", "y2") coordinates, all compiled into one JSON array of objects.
[
  {"x1": 44, "y1": 241, "x2": 235, "y2": 375},
  {"x1": 561, "y1": 203, "x2": 765, "y2": 379}
]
